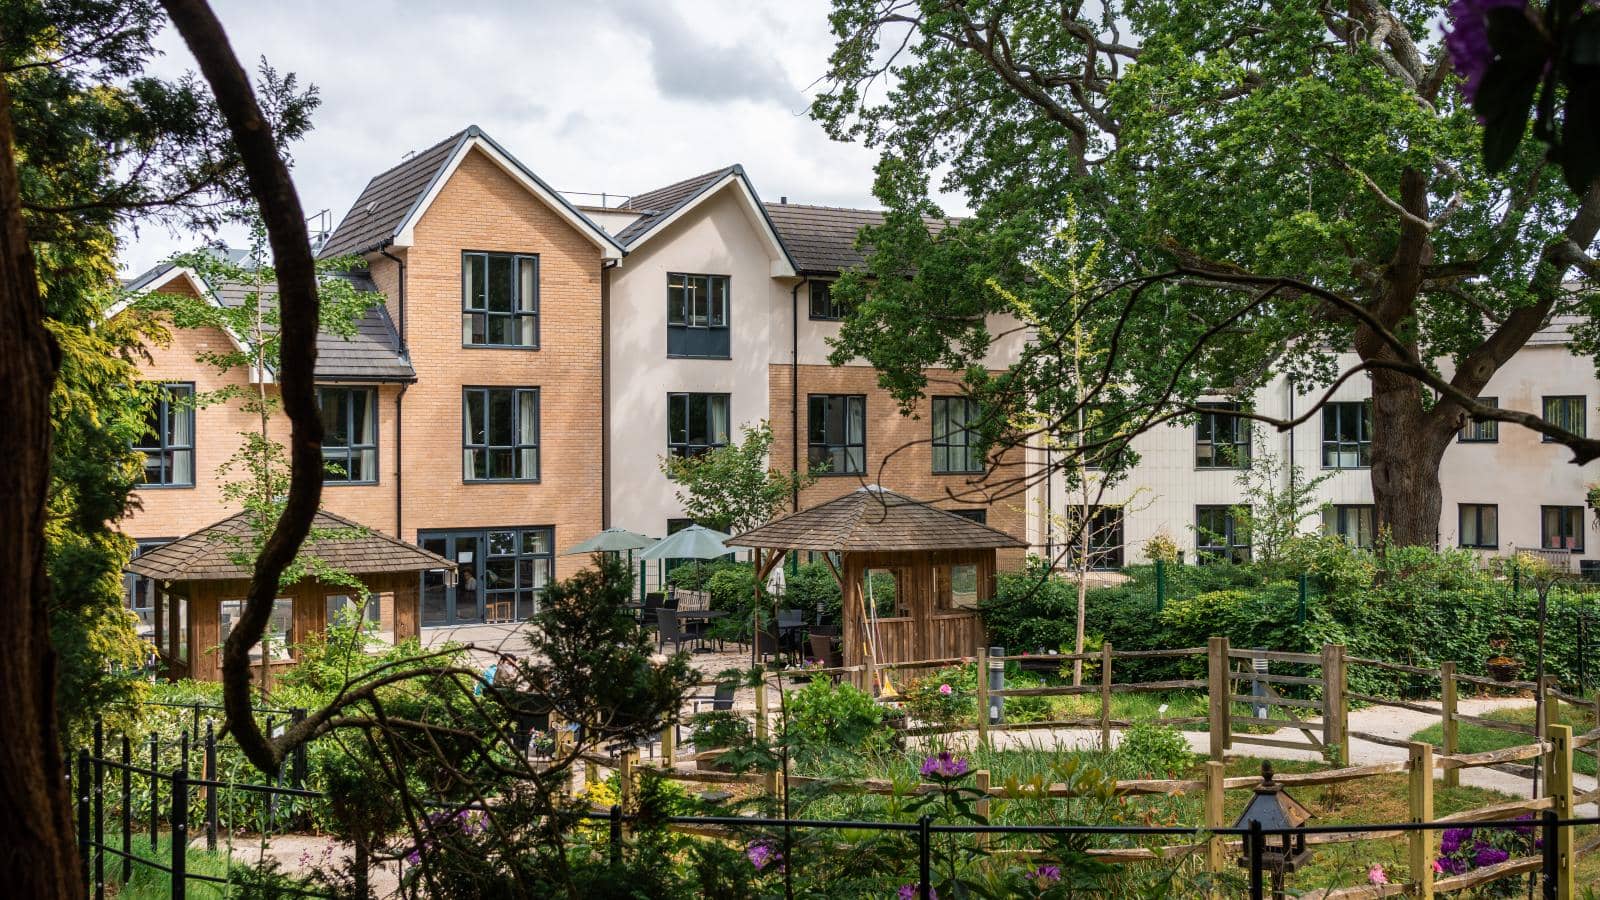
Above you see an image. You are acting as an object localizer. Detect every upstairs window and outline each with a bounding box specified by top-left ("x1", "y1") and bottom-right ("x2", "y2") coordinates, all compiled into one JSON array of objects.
[
  {"x1": 809, "y1": 281, "x2": 849, "y2": 320},
  {"x1": 931, "y1": 396, "x2": 984, "y2": 474},
  {"x1": 1458, "y1": 397, "x2": 1499, "y2": 443},
  {"x1": 1323, "y1": 505, "x2": 1375, "y2": 548},
  {"x1": 1322, "y1": 401, "x2": 1373, "y2": 469},
  {"x1": 462, "y1": 251, "x2": 539, "y2": 348},
  {"x1": 1459, "y1": 503, "x2": 1498, "y2": 549},
  {"x1": 463, "y1": 387, "x2": 539, "y2": 482},
  {"x1": 318, "y1": 386, "x2": 378, "y2": 484},
  {"x1": 1542, "y1": 505, "x2": 1585, "y2": 552},
  {"x1": 667, "y1": 393, "x2": 730, "y2": 459},
  {"x1": 1067, "y1": 505, "x2": 1125, "y2": 570},
  {"x1": 667, "y1": 273, "x2": 730, "y2": 358},
  {"x1": 1543, "y1": 395, "x2": 1586, "y2": 441},
  {"x1": 808, "y1": 394, "x2": 866, "y2": 475},
  {"x1": 1195, "y1": 402, "x2": 1249, "y2": 469},
  {"x1": 135, "y1": 383, "x2": 195, "y2": 487},
  {"x1": 1196, "y1": 505, "x2": 1250, "y2": 564}
]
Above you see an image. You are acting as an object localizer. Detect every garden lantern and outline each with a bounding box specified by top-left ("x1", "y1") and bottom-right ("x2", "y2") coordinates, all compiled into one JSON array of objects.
[{"x1": 1234, "y1": 761, "x2": 1312, "y2": 897}]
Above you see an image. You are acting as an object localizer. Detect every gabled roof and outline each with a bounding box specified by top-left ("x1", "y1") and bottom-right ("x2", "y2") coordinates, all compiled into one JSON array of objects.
[
  {"x1": 614, "y1": 165, "x2": 797, "y2": 275},
  {"x1": 727, "y1": 485, "x2": 1025, "y2": 553},
  {"x1": 126, "y1": 509, "x2": 454, "y2": 582},
  {"x1": 762, "y1": 203, "x2": 952, "y2": 276},
  {"x1": 319, "y1": 125, "x2": 623, "y2": 260},
  {"x1": 126, "y1": 264, "x2": 415, "y2": 382}
]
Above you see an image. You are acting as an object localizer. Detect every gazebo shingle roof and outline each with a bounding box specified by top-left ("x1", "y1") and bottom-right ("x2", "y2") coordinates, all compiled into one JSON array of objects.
[
  {"x1": 727, "y1": 486, "x2": 1026, "y2": 553},
  {"x1": 126, "y1": 510, "x2": 454, "y2": 582}
]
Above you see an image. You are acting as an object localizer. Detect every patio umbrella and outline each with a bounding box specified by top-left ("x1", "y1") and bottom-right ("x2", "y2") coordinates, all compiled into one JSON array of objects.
[
  {"x1": 562, "y1": 527, "x2": 656, "y2": 556},
  {"x1": 638, "y1": 524, "x2": 734, "y2": 561}
]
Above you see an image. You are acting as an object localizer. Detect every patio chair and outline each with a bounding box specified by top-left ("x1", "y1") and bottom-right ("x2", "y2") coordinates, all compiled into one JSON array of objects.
[
  {"x1": 809, "y1": 633, "x2": 842, "y2": 669},
  {"x1": 754, "y1": 623, "x2": 787, "y2": 663},
  {"x1": 678, "y1": 681, "x2": 738, "y2": 749},
  {"x1": 657, "y1": 608, "x2": 690, "y2": 654}
]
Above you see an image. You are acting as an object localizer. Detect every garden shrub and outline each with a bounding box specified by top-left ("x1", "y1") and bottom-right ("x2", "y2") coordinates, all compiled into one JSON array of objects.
[
  {"x1": 1115, "y1": 722, "x2": 1194, "y2": 779},
  {"x1": 783, "y1": 677, "x2": 888, "y2": 760},
  {"x1": 689, "y1": 710, "x2": 750, "y2": 750},
  {"x1": 902, "y1": 666, "x2": 977, "y2": 729}
]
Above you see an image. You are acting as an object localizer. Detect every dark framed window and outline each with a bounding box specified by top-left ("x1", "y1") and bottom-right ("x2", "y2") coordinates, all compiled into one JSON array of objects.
[
  {"x1": 318, "y1": 386, "x2": 378, "y2": 484},
  {"x1": 1081, "y1": 404, "x2": 1129, "y2": 471},
  {"x1": 667, "y1": 393, "x2": 730, "y2": 459},
  {"x1": 1196, "y1": 505, "x2": 1250, "y2": 564},
  {"x1": 932, "y1": 396, "x2": 984, "y2": 474},
  {"x1": 1322, "y1": 401, "x2": 1373, "y2": 469},
  {"x1": 1542, "y1": 505, "x2": 1585, "y2": 552},
  {"x1": 1459, "y1": 397, "x2": 1499, "y2": 442},
  {"x1": 124, "y1": 539, "x2": 173, "y2": 633},
  {"x1": 666, "y1": 273, "x2": 730, "y2": 358},
  {"x1": 483, "y1": 527, "x2": 554, "y2": 620},
  {"x1": 1458, "y1": 504, "x2": 1499, "y2": 549},
  {"x1": 462, "y1": 251, "x2": 539, "y2": 348},
  {"x1": 947, "y1": 508, "x2": 988, "y2": 525},
  {"x1": 808, "y1": 394, "x2": 866, "y2": 475},
  {"x1": 1542, "y1": 396, "x2": 1586, "y2": 442},
  {"x1": 135, "y1": 382, "x2": 195, "y2": 487},
  {"x1": 463, "y1": 387, "x2": 539, "y2": 482},
  {"x1": 1068, "y1": 506, "x2": 1124, "y2": 570},
  {"x1": 1195, "y1": 402, "x2": 1250, "y2": 469},
  {"x1": 809, "y1": 281, "x2": 849, "y2": 320},
  {"x1": 1322, "y1": 505, "x2": 1375, "y2": 548}
]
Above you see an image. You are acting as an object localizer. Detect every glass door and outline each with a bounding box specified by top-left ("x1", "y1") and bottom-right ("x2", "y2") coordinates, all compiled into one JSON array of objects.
[{"x1": 419, "y1": 532, "x2": 484, "y2": 626}]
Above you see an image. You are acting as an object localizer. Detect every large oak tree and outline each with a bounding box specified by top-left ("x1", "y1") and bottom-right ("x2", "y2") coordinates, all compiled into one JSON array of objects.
[{"x1": 814, "y1": 1, "x2": 1600, "y2": 547}]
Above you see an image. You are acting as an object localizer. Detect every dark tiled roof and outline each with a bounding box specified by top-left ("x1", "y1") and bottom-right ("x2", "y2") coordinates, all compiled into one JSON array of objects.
[
  {"x1": 319, "y1": 129, "x2": 469, "y2": 259},
  {"x1": 1530, "y1": 313, "x2": 1582, "y2": 346},
  {"x1": 762, "y1": 203, "x2": 953, "y2": 275},
  {"x1": 210, "y1": 269, "x2": 414, "y2": 382},
  {"x1": 614, "y1": 166, "x2": 739, "y2": 246},
  {"x1": 125, "y1": 509, "x2": 454, "y2": 582},
  {"x1": 727, "y1": 486, "x2": 1025, "y2": 553}
]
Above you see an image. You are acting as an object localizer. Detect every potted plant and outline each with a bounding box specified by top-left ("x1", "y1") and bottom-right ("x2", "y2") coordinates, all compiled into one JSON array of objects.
[{"x1": 1486, "y1": 639, "x2": 1521, "y2": 682}]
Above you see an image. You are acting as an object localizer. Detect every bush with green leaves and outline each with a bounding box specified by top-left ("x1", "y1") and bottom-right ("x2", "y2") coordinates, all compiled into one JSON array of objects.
[
  {"x1": 782, "y1": 676, "x2": 888, "y2": 761},
  {"x1": 1115, "y1": 722, "x2": 1194, "y2": 779}
]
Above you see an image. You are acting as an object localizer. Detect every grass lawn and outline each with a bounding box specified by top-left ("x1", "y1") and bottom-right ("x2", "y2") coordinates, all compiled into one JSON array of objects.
[
  {"x1": 1410, "y1": 703, "x2": 1598, "y2": 777},
  {"x1": 100, "y1": 838, "x2": 310, "y2": 899}
]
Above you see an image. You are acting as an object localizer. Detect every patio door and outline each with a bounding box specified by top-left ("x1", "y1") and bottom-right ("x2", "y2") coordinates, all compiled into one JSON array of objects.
[{"x1": 419, "y1": 532, "x2": 484, "y2": 626}]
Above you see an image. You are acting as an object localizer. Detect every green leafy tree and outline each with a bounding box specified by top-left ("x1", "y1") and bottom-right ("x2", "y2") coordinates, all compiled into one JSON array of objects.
[
  {"x1": 813, "y1": 1, "x2": 1600, "y2": 548},
  {"x1": 1222, "y1": 439, "x2": 1335, "y2": 572},
  {"x1": 661, "y1": 421, "x2": 817, "y2": 533}
]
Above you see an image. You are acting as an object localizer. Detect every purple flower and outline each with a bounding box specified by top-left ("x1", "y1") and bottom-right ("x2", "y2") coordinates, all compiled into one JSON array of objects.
[
  {"x1": 1444, "y1": 0, "x2": 1528, "y2": 104},
  {"x1": 898, "y1": 886, "x2": 935, "y2": 900},
  {"x1": 920, "y1": 751, "x2": 970, "y2": 779},
  {"x1": 1441, "y1": 826, "x2": 1470, "y2": 854},
  {"x1": 747, "y1": 841, "x2": 779, "y2": 871},
  {"x1": 1030, "y1": 865, "x2": 1061, "y2": 886},
  {"x1": 1474, "y1": 845, "x2": 1510, "y2": 867}
]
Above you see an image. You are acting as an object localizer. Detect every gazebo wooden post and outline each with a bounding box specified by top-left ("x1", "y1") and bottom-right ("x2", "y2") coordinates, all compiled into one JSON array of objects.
[{"x1": 152, "y1": 582, "x2": 165, "y2": 667}]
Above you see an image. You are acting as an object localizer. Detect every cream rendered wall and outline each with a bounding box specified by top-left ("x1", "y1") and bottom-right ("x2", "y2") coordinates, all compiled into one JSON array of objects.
[
  {"x1": 1036, "y1": 346, "x2": 1600, "y2": 565},
  {"x1": 606, "y1": 184, "x2": 796, "y2": 539}
]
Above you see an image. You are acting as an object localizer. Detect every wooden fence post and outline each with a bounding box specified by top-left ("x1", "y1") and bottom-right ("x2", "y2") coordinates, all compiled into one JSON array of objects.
[
  {"x1": 1204, "y1": 760, "x2": 1226, "y2": 896},
  {"x1": 619, "y1": 749, "x2": 638, "y2": 812},
  {"x1": 1407, "y1": 741, "x2": 1435, "y2": 899},
  {"x1": 974, "y1": 769, "x2": 991, "y2": 848},
  {"x1": 976, "y1": 648, "x2": 990, "y2": 749},
  {"x1": 1546, "y1": 723, "x2": 1575, "y2": 899},
  {"x1": 754, "y1": 678, "x2": 769, "y2": 742},
  {"x1": 1099, "y1": 642, "x2": 1114, "y2": 752},
  {"x1": 1207, "y1": 637, "x2": 1231, "y2": 761},
  {"x1": 660, "y1": 723, "x2": 675, "y2": 766},
  {"x1": 1441, "y1": 661, "x2": 1459, "y2": 788},
  {"x1": 1321, "y1": 643, "x2": 1349, "y2": 762}
]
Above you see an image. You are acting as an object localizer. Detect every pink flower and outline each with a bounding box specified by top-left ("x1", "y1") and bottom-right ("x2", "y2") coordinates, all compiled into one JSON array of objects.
[
  {"x1": 1433, "y1": 859, "x2": 1446, "y2": 874},
  {"x1": 1367, "y1": 863, "x2": 1388, "y2": 885},
  {"x1": 938, "y1": 683, "x2": 952, "y2": 696}
]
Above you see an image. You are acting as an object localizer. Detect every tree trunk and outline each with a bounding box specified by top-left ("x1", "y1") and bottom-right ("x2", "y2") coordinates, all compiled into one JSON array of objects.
[
  {"x1": 1368, "y1": 368, "x2": 1453, "y2": 548},
  {"x1": 0, "y1": 74, "x2": 79, "y2": 898}
]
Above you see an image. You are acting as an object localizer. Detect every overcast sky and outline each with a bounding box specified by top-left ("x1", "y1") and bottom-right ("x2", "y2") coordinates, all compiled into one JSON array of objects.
[{"x1": 119, "y1": 0, "x2": 952, "y2": 276}]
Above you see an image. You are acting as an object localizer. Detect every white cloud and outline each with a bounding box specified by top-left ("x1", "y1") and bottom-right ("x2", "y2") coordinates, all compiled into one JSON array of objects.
[{"x1": 117, "y1": 0, "x2": 966, "y2": 276}]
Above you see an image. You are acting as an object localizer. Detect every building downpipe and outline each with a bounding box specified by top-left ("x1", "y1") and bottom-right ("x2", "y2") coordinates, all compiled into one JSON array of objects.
[
  {"x1": 791, "y1": 278, "x2": 806, "y2": 512},
  {"x1": 602, "y1": 260, "x2": 617, "y2": 528}
]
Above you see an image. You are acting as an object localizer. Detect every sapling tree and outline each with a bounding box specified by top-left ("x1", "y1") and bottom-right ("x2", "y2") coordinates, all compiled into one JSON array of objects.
[{"x1": 661, "y1": 421, "x2": 817, "y2": 534}]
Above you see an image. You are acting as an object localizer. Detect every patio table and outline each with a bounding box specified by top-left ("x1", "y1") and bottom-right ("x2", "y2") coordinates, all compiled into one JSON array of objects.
[{"x1": 675, "y1": 609, "x2": 726, "y2": 652}]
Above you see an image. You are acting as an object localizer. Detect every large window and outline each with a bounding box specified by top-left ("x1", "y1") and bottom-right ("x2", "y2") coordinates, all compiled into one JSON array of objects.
[
  {"x1": 809, "y1": 281, "x2": 849, "y2": 320},
  {"x1": 124, "y1": 539, "x2": 172, "y2": 634},
  {"x1": 1067, "y1": 505, "x2": 1125, "y2": 570},
  {"x1": 318, "y1": 386, "x2": 378, "y2": 483},
  {"x1": 219, "y1": 598, "x2": 293, "y2": 662},
  {"x1": 1082, "y1": 404, "x2": 1130, "y2": 470},
  {"x1": 932, "y1": 396, "x2": 984, "y2": 474},
  {"x1": 135, "y1": 382, "x2": 195, "y2": 487},
  {"x1": 1195, "y1": 402, "x2": 1250, "y2": 469},
  {"x1": 1323, "y1": 505, "x2": 1375, "y2": 548},
  {"x1": 1542, "y1": 505, "x2": 1585, "y2": 552},
  {"x1": 1322, "y1": 401, "x2": 1373, "y2": 469},
  {"x1": 1459, "y1": 503, "x2": 1499, "y2": 549},
  {"x1": 808, "y1": 394, "x2": 866, "y2": 475},
  {"x1": 667, "y1": 393, "x2": 730, "y2": 459},
  {"x1": 1458, "y1": 397, "x2": 1499, "y2": 443},
  {"x1": 666, "y1": 273, "x2": 730, "y2": 358},
  {"x1": 463, "y1": 387, "x2": 539, "y2": 482},
  {"x1": 483, "y1": 528, "x2": 554, "y2": 621},
  {"x1": 1543, "y1": 396, "x2": 1586, "y2": 442},
  {"x1": 462, "y1": 251, "x2": 538, "y2": 348},
  {"x1": 1196, "y1": 506, "x2": 1250, "y2": 564}
]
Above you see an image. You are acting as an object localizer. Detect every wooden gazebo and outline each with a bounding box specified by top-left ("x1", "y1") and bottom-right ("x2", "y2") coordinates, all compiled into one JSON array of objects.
[
  {"x1": 728, "y1": 486, "x2": 1025, "y2": 691},
  {"x1": 125, "y1": 510, "x2": 453, "y2": 682}
]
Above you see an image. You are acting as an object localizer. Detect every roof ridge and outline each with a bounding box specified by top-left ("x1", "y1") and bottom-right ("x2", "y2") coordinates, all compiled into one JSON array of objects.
[
  {"x1": 356, "y1": 127, "x2": 471, "y2": 184},
  {"x1": 623, "y1": 165, "x2": 740, "y2": 210},
  {"x1": 763, "y1": 201, "x2": 887, "y2": 214}
]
